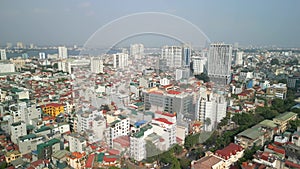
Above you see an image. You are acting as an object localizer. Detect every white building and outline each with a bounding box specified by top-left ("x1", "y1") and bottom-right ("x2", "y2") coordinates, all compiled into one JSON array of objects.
[
  {"x1": 192, "y1": 56, "x2": 207, "y2": 75},
  {"x1": 58, "y1": 61, "x2": 72, "y2": 74},
  {"x1": 161, "y1": 46, "x2": 183, "y2": 68},
  {"x1": 0, "y1": 49, "x2": 7, "y2": 60},
  {"x1": 90, "y1": 57, "x2": 104, "y2": 74},
  {"x1": 175, "y1": 68, "x2": 190, "y2": 81},
  {"x1": 195, "y1": 87, "x2": 227, "y2": 131},
  {"x1": 105, "y1": 115, "x2": 130, "y2": 148},
  {"x1": 208, "y1": 43, "x2": 232, "y2": 85},
  {"x1": 39, "y1": 52, "x2": 46, "y2": 60},
  {"x1": 68, "y1": 133, "x2": 87, "y2": 153},
  {"x1": 0, "y1": 63, "x2": 15, "y2": 73},
  {"x1": 9, "y1": 102, "x2": 27, "y2": 123},
  {"x1": 113, "y1": 53, "x2": 128, "y2": 69},
  {"x1": 235, "y1": 51, "x2": 243, "y2": 66},
  {"x1": 58, "y1": 46, "x2": 68, "y2": 59},
  {"x1": 10, "y1": 121, "x2": 27, "y2": 144},
  {"x1": 160, "y1": 78, "x2": 170, "y2": 86},
  {"x1": 151, "y1": 118, "x2": 176, "y2": 150},
  {"x1": 130, "y1": 44, "x2": 144, "y2": 60},
  {"x1": 130, "y1": 124, "x2": 153, "y2": 161}
]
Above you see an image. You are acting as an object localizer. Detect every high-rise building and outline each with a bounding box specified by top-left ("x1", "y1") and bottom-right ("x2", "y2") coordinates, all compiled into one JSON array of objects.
[
  {"x1": 130, "y1": 44, "x2": 144, "y2": 59},
  {"x1": 16, "y1": 42, "x2": 24, "y2": 49},
  {"x1": 161, "y1": 46, "x2": 182, "y2": 68},
  {"x1": 6, "y1": 43, "x2": 12, "y2": 49},
  {"x1": 182, "y1": 45, "x2": 191, "y2": 68},
  {"x1": 0, "y1": 49, "x2": 7, "y2": 60},
  {"x1": 90, "y1": 57, "x2": 104, "y2": 74},
  {"x1": 195, "y1": 87, "x2": 227, "y2": 131},
  {"x1": 39, "y1": 52, "x2": 46, "y2": 60},
  {"x1": 58, "y1": 46, "x2": 68, "y2": 59},
  {"x1": 113, "y1": 53, "x2": 128, "y2": 69},
  {"x1": 234, "y1": 51, "x2": 243, "y2": 66},
  {"x1": 192, "y1": 56, "x2": 207, "y2": 75},
  {"x1": 208, "y1": 43, "x2": 232, "y2": 85}
]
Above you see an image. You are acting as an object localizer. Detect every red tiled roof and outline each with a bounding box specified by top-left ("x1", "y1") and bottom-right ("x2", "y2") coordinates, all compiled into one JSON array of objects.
[
  {"x1": 153, "y1": 118, "x2": 173, "y2": 125},
  {"x1": 85, "y1": 154, "x2": 96, "y2": 168},
  {"x1": 155, "y1": 111, "x2": 176, "y2": 117},
  {"x1": 40, "y1": 103, "x2": 63, "y2": 108},
  {"x1": 103, "y1": 156, "x2": 117, "y2": 163},
  {"x1": 31, "y1": 159, "x2": 44, "y2": 167},
  {"x1": 285, "y1": 160, "x2": 300, "y2": 169},
  {"x1": 215, "y1": 143, "x2": 243, "y2": 160},
  {"x1": 167, "y1": 90, "x2": 181, "y2": 95},
  {"x1": 107, "y1": 149, "x2": 120, "y2": 155}
]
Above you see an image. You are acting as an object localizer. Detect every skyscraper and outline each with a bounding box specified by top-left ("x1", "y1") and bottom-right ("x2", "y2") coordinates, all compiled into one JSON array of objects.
[
  {"x1": 113, "y1": 53, "x2": 128, "y2": 69},
  {"x1": 234, "y1": 51, "x2": 243, "y2": 66},
  {"x1": 161, "y1": 46, "x2": 182, "y2": 68},
  {"x1": 91, "y1": 57, "x2": 104, "y2": 74},
  {"x1": 0, "y1": 49, "x2": 7, "y2": 60},
  {"x1": 182, "y1": 45, "x2": 191, "y2": 68},
  {"x1": 208, "y1": 43, "x2": 232, "y2": 85},
  {"x1": 130, "y1": 44, "x2": 144, "y2": 60},
  {"x1": 58, "y1": 46, "x2": 68, "y2": 59}
]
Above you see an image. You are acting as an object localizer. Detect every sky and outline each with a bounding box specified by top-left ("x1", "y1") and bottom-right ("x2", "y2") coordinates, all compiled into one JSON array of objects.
[{"x1": 0, "y1": 0, "x2": 300, "y2": 47}]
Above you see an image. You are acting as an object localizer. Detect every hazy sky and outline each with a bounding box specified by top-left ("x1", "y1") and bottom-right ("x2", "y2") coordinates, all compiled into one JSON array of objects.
[{"x1": 1, "y1": 0, "x2": 300, "y2": 47}]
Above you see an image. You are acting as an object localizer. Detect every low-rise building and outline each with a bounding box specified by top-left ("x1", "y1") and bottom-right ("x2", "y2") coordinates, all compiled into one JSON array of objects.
[
  {"x1": 18, "y1": 134, "x2": 45, "y2": 154},
  {"x1": 191, "y1": 152, "x2": 226, "y2": 169},
  {"x1": 40, "y1": 103, "x2": 64, "y2": 117},
  {"x1": 215, "y1": 143, "x2": 244, "y2": 168},
  {"x1": 235, "y1": 122, "x2": 274, "y2": 149},
  {"x1": 266, "y1": 83, "x2": 287, "y2": 99},
  {"x1": 273, "y1": 112, "x2": 297, "y2": 133},
  {"x1": 10, "y1": 121, "x2": 27, "y2": 144},
  {"x1": 5, "y1": 150, "x2": 22, "y2": 165},
  {"x1": 68, "y1": 132, "x2": 86, "y2": 153},
  {"x1": 37, "y1": 138, "x2": 61, "y2": 160},
  {"x1": 66, "y1": 152, "x2": 86, "y2": 169}
]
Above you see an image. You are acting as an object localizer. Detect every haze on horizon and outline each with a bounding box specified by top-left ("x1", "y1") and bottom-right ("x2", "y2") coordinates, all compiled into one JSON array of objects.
[{"x1": 1, "y1": 0, "x2": 300, "y2": 48}]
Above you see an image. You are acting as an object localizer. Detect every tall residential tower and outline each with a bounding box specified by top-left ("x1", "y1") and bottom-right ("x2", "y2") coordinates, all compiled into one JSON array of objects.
[{"x1": 208, "y1": 43, "x2": 232, "y2": 85}]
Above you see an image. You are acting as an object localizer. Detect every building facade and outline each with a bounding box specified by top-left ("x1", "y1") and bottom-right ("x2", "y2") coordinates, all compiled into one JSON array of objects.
[{"x1": 208, "y1": 43, "x2": 232, "y2": 85}]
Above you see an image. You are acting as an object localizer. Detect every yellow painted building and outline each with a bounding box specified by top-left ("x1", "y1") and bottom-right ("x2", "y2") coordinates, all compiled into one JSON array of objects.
[
  {"x1": 5, "y1": 150, "x2": 22, "y2": 164},
  {"x1": 41, "y1": 103, "x2": 64, "y2": 117}
]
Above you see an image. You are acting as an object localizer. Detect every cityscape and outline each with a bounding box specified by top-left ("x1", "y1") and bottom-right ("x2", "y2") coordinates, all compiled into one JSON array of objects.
[{"x1": 1, "y1": 1, "x2": 300, "y2": 169}]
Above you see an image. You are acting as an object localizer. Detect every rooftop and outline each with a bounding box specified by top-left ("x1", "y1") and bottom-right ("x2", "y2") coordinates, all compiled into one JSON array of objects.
[
  {"x1": 153, "y1": 118, "x2": 173, "y2": 125},
  {"x1": 215, "y1": 143, "x2": 243, "y2": 160},
  {"x1": 193, "y1": 155, "x2": 223, "y2": 168},
  {"x1": 258, "y1": 119, "x2": 277, "y2": 128},
  {"x1": 274, "y1": 112, "x2": 297, "y2": 121},
  {"x1": 133, "y1": 124, "x2": 152, "y2": 138}
]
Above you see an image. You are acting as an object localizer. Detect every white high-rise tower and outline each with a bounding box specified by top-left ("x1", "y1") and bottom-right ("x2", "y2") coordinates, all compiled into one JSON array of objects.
[
  {"x1": 113, "y1": 53, "x2": 128, "y2": 69},
  {"x1": 58, "y1": 46, "x2": 68, "y2": 59},
  {"x1": 208, "y1": 43, "x2": 232, "y2": 85},
  {"x1": 130, "y1": 44, "x2": 144, "y2": 60},
  {"x1": 91, "y1": 57, "x2": 104, "y2": 74},
  {"x1": 0, "y1": 49, "x2": 7, "y2": 60}
]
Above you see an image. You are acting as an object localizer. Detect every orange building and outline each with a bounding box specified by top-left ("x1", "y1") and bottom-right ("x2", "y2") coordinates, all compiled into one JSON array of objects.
[{"x1": 41, "y1": 103, "x2": 64, "y2": 117}]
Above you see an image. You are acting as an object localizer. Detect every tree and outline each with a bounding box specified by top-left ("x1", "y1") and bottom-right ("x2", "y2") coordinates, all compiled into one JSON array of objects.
[
  {"x1": 184, "y1": 133, "x2": 200, "y2": 150},
  {"x1": 270, "y1": 58, "x2": 279, "y2": 65},
  {"x1": 179, "y1": 158, "x2": 191, "y2": 169},
  {"x1": 195, "y1": 73, "x2": 210, "y2": 83},
  {"x1": 204, "y1": 118, "x2": 211, "y2": 129},
  {"x1": 289, "y1": 119, "x2": 300, "y2": 131},
  {"x1": 172, "y1": 144, "x2": 183, "y2": 155}
]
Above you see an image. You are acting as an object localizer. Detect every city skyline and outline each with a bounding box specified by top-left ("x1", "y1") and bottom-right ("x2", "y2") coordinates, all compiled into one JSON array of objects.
[{"x1": 1, "y1": 0, "x2": 300, "y2": 47}]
